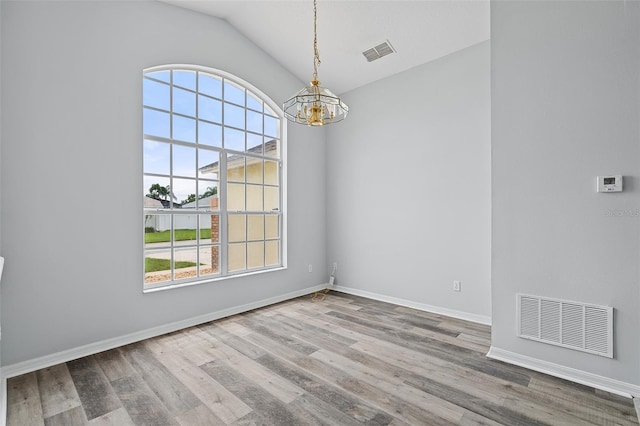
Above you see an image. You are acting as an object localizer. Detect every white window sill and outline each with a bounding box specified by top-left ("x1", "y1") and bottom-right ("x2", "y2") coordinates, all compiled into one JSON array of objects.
[{"x1": 142, "y1": 266, "x2": 288, "y2": 294}]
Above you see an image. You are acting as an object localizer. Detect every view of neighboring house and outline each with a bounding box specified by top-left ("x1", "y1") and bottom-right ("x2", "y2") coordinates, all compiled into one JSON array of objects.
[
  {"x1": 197, "y1": 138, "x2": 280, "y2": 274},
  {"x1": 145, "y1": 195, "x2": 218, "y2": 232},
  {"x1": 144, "y1": 139, "x2": 280, "y2": 283},
  {"x1": 144, "y1": 196, "x2": 164, "y2": 209}
]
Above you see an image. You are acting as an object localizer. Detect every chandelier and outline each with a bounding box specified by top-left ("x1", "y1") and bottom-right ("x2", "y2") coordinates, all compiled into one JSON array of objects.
[{"x1": 283, "y1": 0, "x2": 349, "y2": 127}]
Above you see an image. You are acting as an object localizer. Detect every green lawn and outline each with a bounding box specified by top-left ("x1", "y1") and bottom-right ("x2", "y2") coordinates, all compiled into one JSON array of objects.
[
  {"x1": 145, "y1": 257, "x2": 198, "y2": 273},
  {"x1": 145, "y1": 229, "x2": 211, "y2": 244}
]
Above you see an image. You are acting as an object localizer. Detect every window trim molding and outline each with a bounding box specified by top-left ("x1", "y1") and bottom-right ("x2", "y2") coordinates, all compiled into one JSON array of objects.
[{"x1": 142, "y1": 64, "x2": 288, "y2": 291}]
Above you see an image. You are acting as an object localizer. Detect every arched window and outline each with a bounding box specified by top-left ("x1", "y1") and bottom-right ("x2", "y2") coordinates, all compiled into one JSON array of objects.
[{"x1": 143, "y1": 65, "x2": 285, "y2": 290}]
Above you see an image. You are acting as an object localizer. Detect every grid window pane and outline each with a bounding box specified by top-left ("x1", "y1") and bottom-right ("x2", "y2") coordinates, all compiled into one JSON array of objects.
[
  {"x1": 247, "y1": 93, "x2": 262, "y2": 111},
  {"x1": 246, "y1": 159, "x2": 263, "y2": 184},
  {"x1": 227, "y1": 183, "x2": 245, "y2": 211},
  {"x1": 228, "y1": 214, "x2": 246, "y2": 242},
  {"x1": 197, "y1": 182, "x2": 219, "y2": 210},
  {"x1": 144, "y1": 215, "x2": 171, "y2": 248},
  {"x1": 224, "y1": 127, "x2": 245, "y2": 151},
  {"x1": 199, "y1": 245, "x2": 219, "y2": 276},
  {"x1": 144, "y1": 140, "x2": 170, "y2": 175},
  {"x1": 248, "y1": 241, "x2": 265, "y2": 269},
  {"x1": 265, "y1": 215, "x2": 279, "y2": 239},
  {"x1": 264, "y1": 186, "x2": 279, "y2": 211},
  {"x1": 227, "y1": 155, "x2": 245, "y2": 182},
  {"x1": 264, "y1": 139, "x2": 280, "y2": 159},
  {"x1": 265, "y1": 240, "x2": 279, "y2": 266},
  {"x1": 198, "y1": 121, "x2": 222, "y2": 147},
  {"x1": 147, "y1": 70, "x2": 170, "y2": 83},
  {"x1": 198, "y1": 95, "x2": 222, "y2": 123},
  {"x1": 247, "y1": 133, "x2": 263, "y2": 154},
  {"x1": 144, "y1": 250, "x2": 172, "y2": 284},
  {"x1": 198, "y1": 74, "x2": 222, "y2": 98},
  {"x1": 247, "y1": 185, "x2": 263, "y2": 211},
  {"x1": 173, "y1": 70, "x2": 196, "y2": 90},
  {"x1": 173, "y1": 145, "x2": 196, "y2": 178},
  {"x1": 143, "y1": 176, "x2": 170, "y2": 206},
  {"x1": 198, "y1": 150, "x2": 219, "y2": 179},
  {"x1": 224, "y1": 102, "x2": 245, "y2": 129},
  {"x1": 264, "y1": 115, "x2": 279, "y2": 138},
  {"x1": 228, "y1": 243, "x2": 246, "y2": 272},
  {"x1": 247, "y1": 110, "x2": 262, "y2": 134},
  {"x1": 264, "y1": 104, "x2": 276, "y2": 117},
  {"x1": 264, "y1": 160, "x2": 278, "y2": 185},
  {"x1": 173, "y1": 115, "x2": 196, "y2": 142},
  {"x1": 143, "y1": 79, "x2": 170, "y2": 110},
  {"x1": 172, "y1": 178, "x2": 196, "y2": 207},
  {"x1": 144, "y1": 108, "x2": 170, "y2": 138},
  {"x1": 200, "y1": 214, "x2": 219, "y2": 243},
  {"x1": 173, "y1": 87, "x2": 196, "y2": 117},
  {"x1": 173, "y1": 246, "x2": 198, "y2": 280},
  {"x1": 248, "y1": 215, "x2": 264, "y2": 240},
  {"x1": 173, "y1": 216, "x2": 197, "y2": 243},
  {"x1": 224, "y1": 81, "x2": 245, "y2": 106}
]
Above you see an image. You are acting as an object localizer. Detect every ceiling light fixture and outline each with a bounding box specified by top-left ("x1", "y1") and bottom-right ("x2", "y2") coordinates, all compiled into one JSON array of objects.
[{"x1": 283, "y1": 0, "x2": 348, "y2": 127}]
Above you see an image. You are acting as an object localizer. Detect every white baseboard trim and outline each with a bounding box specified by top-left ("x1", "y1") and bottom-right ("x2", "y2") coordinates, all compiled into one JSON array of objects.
[
  {"x1": 0, "y1": 283, "x2": 328, "y2": 382},
  {"x1": 333, "y1": 285, "x2": 491, "y2": 325},
  {"x1": 487, "y1": 346, "x2": 640, "y2": 399}
]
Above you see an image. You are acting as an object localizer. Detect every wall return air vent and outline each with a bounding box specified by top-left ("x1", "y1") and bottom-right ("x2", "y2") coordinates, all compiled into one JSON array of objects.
[
  {"x1": 517, "y1": 294, "x2": 613, "y2": 358},
  {"x1": 362, "y1": 40, "x2": 395, "y2": 62}
]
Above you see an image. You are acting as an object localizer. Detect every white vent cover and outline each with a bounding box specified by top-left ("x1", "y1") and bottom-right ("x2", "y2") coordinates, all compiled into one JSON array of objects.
[
  {"x1": 517, "y1": 294, "x2": 613, "y2": 358},
  {"x1": 362, "y1": 40, "x2": 395, "y2": 62}
]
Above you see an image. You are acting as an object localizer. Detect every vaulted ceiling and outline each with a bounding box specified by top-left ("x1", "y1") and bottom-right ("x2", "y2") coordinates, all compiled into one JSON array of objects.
[{"x1": 160, "y1": 0, "x2": 490, "y2": 94}]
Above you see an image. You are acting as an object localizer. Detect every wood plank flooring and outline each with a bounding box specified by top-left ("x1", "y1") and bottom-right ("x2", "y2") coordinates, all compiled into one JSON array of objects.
[{"x1": 7, "y1": 291, "x2": 639, "y2": 425}]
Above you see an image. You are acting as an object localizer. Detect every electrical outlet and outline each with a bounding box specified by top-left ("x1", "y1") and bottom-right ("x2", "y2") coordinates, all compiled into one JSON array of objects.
[
  {"x1": 308, "y1": 264, "x2": 313, "y2": 273},
  {"x1": 333, "y1": 262, "x2": 338, "y2": 271},
  {"x1": 453, "y1": 280, "x2": 461, "y2": 292}
]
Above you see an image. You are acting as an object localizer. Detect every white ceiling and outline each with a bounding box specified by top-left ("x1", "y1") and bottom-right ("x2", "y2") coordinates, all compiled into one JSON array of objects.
[{"x1": 160, "y1": 0, "x2": 490, "y2": 95}]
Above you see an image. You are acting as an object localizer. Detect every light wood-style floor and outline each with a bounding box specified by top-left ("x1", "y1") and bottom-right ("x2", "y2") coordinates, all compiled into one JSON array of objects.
[{"x1": 7, "y1": 291, "x2": 639, "y2": 425}]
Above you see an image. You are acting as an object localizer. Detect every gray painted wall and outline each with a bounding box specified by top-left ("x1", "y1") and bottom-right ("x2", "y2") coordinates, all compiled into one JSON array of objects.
[
  {"x1": 326, "y1": 42, "x2": 491, "y2": 319},
  {"x1": 491, "y1": 1, "x2": 640, "y2": 385},
  {"x1": 0, "y1": 0, "x2": 3, "y2": 377},
  {"x1": 0, "y1": 1, "x2": 327, "y2": 365}
]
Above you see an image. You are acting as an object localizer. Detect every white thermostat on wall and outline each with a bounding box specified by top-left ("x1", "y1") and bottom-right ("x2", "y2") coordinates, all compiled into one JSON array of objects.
[{"x1": 596, "y1": 175, "x2": 623, "y2": 192}]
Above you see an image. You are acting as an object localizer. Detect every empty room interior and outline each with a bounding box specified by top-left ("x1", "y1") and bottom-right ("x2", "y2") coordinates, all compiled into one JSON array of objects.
[{"x1": 1, "y1": 0, "x2": 639, "y2": 424}]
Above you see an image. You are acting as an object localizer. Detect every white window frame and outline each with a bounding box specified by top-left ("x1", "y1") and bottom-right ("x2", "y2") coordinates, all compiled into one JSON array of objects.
[{"x1": 142, "y1": 64, "x2": 287, "y2": 292}]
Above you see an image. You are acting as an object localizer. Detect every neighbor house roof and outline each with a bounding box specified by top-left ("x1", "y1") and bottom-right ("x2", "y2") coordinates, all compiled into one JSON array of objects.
[
  {"x1": 144, "y1": 196, "x2": 164, "y2": 208},
  {"x1": 180, "y1": 194, "x2": 219, "y2": 209},
  {"x1": 144, "y1": 196, "x2": 181, "y2": 209},
  {"x1": 199, "y1": 139, "x2": 278, "y2": 175}
]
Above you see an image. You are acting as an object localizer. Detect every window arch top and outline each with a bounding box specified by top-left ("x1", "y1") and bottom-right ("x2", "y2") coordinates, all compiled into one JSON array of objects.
[{"x1": 143, "y1": 65, "x2": 282, "y2": 157}]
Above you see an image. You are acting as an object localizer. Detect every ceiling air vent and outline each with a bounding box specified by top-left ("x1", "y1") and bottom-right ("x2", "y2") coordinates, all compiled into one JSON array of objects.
[{"x1": 362, "y1": 40, "x2": 395, "y2": 62}]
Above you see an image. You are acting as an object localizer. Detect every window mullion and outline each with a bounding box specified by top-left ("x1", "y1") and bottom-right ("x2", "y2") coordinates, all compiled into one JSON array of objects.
[
  {"x1": 169, "y1": 70, "x2": 176, "y2": 279},
  {"x1": 195, "y1": 71, "x2": 200, "y2": 148},
  {"x1": 170, "y1": 215, "x2": 176, "y2": 281},
  {"x1": 278, "y1": 159, "x2": 283, "y2": 266},
  {"x1": 220, "y1": 153, "x2": 228, "y2": 276},
  {"x1": 244, "y1": 163, "x2": 248, "y2": 271},
  {"x1": 194, "y1": 72, "x2": 200, "y2": 278}
]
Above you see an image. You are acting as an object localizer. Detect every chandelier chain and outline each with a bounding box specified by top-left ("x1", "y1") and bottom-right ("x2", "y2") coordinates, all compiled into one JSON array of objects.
[
  {"x1": 282, "y1": 0, "x2": 349, "y2": 126},
  {"x1": 313, "y1": 0, "x2": 321, "y2": 82}
]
